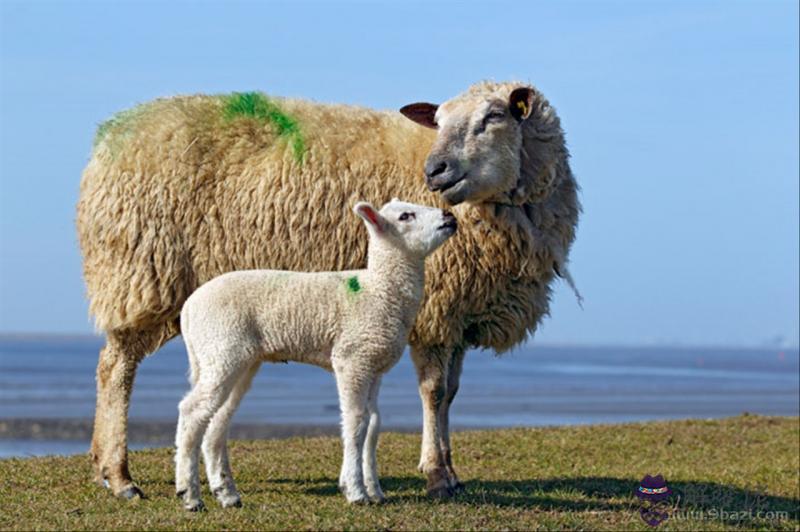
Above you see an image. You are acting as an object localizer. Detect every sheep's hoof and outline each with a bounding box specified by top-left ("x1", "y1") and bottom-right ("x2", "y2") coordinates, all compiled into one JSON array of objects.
[
  {"x1": 451, "y1": 481, "x2": 466, "y2": 493},
  {"x1": 427, "y1": 485, "x2": 454, "y2": 499},
  {"x1": 118, "y1": 485, "x2": 145, "y2": 500},
  {"x1": 425, "y1": 468, "x2": 454, "y2": 499}
]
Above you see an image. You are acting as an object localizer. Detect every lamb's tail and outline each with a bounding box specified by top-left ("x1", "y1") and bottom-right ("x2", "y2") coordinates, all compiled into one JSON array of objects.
[{"x1": 180, "y1": 306, "x2": 200, "y2": 386}]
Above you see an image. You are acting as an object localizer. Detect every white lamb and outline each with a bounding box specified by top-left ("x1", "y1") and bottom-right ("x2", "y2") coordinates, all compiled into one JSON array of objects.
[{"x1": 174, "y1": 199, "x2": 457, "y2": 510}]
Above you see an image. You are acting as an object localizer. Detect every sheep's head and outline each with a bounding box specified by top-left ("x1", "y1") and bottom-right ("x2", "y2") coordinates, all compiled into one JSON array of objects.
[
  {"x1": 401, "y1": 82, "x2": 564, "y2": 206},
  {"x1": 354, "y1": 199, "x2": 457, "y2": 259}
]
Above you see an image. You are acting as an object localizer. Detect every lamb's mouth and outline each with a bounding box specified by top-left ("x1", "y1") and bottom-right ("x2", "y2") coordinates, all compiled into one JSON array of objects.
[{"x1": 438, "y1": 220, "x2": 458, "y2": 233}]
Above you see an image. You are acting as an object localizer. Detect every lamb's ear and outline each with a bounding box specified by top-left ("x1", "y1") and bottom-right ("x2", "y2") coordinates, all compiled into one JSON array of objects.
[
  {"x1": 509, "y1": 87, "x2": 534, "y2": 122},
  {"x1": 399, "y1": 103, "x2": 438, "y2": 129},
  {"x1": 354, "y1": 202, "x2": 385, "y2": 233}
]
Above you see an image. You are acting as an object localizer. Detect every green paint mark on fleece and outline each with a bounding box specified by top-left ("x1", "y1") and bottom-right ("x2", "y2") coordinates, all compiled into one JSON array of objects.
[
  {"x1": 221, "y1": 91, "x2": 307, "y2": 163},
  {"x1": 93, "y1": 105, "x2": 148, "y2": 153},
  {"x1": 346, "y1": 276, "x2": 361, "y2": 294}
]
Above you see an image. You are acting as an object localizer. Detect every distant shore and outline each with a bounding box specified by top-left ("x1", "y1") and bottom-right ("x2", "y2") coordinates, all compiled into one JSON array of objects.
[
  {"x1": 0, "y1": 418, "x2": 362, "y2": 445},
  {"x1": 3, "y1": 337, "x2": 797, "y2": 459}
]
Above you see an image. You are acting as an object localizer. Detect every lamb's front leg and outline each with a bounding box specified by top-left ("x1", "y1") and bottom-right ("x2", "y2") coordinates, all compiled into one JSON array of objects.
[
  {"x1": 333, "y1": 366, "x2": 371, "y2": 504},
  {"x1": 202, "y1": 362, "x2": 260, "y2": 508},
  {"x1": 362, "y1": 376, "x2": 384, "y2": 503}
]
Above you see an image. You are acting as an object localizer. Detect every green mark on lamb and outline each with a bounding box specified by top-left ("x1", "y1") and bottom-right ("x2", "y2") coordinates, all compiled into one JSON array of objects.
[
  {"x1": 346, "y1": 276, "x2": 361, "y2": 294},
  {"x1": 221, "y1": 91, "x2": 307, "y2": 163}
]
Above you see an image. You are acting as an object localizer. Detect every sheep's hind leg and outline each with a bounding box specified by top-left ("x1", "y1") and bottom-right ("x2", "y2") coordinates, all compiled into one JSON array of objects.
[
  {"x1": 202, "y1": 361, "x2": 260, "y2": 508},
  {"x1": 176, "y1": 366, "x2": 243, "y2": 511},
  {"x1": 362, "y1": 376, "x2": 384, "y2": 503},
  {"x1": 334, "y1": 365, "x2": 372, "y2": 504},
  {"x1": 91, "y1": 325, "x2": 174, "y2": 499}
]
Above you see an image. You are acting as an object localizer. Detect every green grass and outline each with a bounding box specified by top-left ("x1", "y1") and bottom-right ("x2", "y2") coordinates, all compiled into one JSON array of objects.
[{"x1": 0, "y1": 415, "x2": 797, "y2": 530}]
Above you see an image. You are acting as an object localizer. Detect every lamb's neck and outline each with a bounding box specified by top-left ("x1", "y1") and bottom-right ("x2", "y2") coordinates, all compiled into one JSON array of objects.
[{"x1": 366, "y1": 243, "x2": 425, "y2": 306}]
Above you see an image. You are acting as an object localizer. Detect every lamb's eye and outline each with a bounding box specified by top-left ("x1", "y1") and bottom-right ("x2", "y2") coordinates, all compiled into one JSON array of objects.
[{"x1": 398, "y1": 212, "x2": 415, "y2": 222}]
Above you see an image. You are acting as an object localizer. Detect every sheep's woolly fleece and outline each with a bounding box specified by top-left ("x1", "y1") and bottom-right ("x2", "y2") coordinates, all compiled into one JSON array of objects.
[{"x1": 78, "y1": 82, "x2": 580, "y2": 354}]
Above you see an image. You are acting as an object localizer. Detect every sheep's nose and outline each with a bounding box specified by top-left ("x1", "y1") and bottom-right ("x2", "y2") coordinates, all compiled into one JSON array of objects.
[
  {"x1": 442, "y1": 210, "x2": 454, "y2": 220},
  {"x1": 425, "y1": 160, "x2": 448, "y2": 180},
  {"x1": 425, "y1": 156, "x2": 464, "y2": 192}
]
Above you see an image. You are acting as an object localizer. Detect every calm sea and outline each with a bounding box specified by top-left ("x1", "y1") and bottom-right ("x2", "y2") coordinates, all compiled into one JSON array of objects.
[{"x1": 1, "y1": 336, "x2": 797, "y2": 457}]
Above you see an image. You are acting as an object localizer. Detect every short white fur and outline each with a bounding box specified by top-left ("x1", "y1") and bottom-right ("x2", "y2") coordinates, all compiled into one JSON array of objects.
[{"x1": 174, "y1": 199, "x2": 456, "y2": 510}]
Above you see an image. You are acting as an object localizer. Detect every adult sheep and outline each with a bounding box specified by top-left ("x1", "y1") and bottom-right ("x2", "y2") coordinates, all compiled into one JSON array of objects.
[{"x1": 77, "y1": 81, "x2": 580, "y2": 500}]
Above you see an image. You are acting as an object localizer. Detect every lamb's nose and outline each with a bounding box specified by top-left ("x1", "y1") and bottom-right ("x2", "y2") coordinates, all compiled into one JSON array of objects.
[{"x1": 442, "y1": 210, "x2": 454, "y2": 219}]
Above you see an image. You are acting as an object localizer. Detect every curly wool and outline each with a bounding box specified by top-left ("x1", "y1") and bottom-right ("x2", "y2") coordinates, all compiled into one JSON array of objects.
[{"x1": 77, "y1": 82, "x2": 579, "y2": 355}]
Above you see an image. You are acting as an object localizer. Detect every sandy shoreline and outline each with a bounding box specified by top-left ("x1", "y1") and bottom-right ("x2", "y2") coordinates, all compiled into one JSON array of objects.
[{"x1": 0, "y1": 418, "x2": 418, "y2": 445}]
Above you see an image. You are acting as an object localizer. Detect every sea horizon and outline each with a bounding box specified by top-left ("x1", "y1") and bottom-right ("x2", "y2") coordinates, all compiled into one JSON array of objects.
[{"x1": 1, "y1": 335, "x2": 798, "y2": 458}]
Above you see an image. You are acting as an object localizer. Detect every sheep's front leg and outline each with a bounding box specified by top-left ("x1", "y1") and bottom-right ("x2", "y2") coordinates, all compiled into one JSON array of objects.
[
  {"x1": 410, "y1": 343, "x2": 462, "y2": 498},
  {"x1": 202, "y1": 362, "x2": 260, "y2": 508},
  {"x1": 438, "y1": 347, "x2": 466, "y2": 492},
  {"x1": 362, "y1": 376, "x2": 384, "y2": 503},
  {"x1": 333, "y1": 366, "x2": 372, "y2": 504}
]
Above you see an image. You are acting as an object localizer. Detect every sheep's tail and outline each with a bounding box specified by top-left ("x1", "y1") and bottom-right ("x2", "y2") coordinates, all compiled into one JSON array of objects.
[{"x1": 555, "y1": 260, "x2": 584, "y2": 309}]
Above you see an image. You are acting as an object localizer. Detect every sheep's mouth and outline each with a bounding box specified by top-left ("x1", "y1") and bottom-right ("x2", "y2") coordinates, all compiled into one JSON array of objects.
[
  {"x1": 440, "y1": 177, "x2": 469, "y2": 205},
  {"x1": 435, "y1": 173, "x2": 467, "y2": 193}
]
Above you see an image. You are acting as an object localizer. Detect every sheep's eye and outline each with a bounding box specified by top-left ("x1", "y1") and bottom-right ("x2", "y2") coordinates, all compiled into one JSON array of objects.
[
  {"x1": 485, "y1": 110, "x2": 506, "y2": 123},
  {"x1": 398, "y1": 212, "x2": 415, "y2": 222},
  {"x1": 474, "y1": 110, "x2": 506, "y2": 135}
]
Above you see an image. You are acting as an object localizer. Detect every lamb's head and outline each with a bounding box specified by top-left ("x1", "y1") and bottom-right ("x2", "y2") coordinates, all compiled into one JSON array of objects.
[
  {"x1": 353, "y1": 199, "x2": 457, "y2": 259},
  {"x1": 400, "y1": 81, "x2": 565, "y2": 206}
]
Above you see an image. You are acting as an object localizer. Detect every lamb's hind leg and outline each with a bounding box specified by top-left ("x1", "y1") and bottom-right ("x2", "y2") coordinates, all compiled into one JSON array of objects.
[
  {"x1": 362, "y1": 376, "x2": 384, "y2": 503},
  {"x1": 176, "y1": 365, "x2": 243, "y2": 511},
  {"x1": 202, "y1": 361, "x2": 260, "y2": 508},
  {"x1": 91, "y1": 325, "x2": 174, "y2": 499}
]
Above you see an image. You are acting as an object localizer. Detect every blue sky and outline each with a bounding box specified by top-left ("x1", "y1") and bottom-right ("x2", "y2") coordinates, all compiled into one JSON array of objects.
[{"x1": 0, "y1": 0, "x2": 798, "y2": 347}]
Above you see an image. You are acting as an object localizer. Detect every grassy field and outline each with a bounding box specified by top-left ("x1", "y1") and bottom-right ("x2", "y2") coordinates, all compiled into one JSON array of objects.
[{"x1": 0, "y1": 415, "x2": 797, "y2": 530}]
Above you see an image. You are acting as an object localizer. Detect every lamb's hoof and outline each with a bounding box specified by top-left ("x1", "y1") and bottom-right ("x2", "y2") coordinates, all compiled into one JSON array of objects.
[
  {"x1": 118, "y1": 485, "x2": 145, "y2": 500},
  {"x1": 184, "y1": 499, "x2": 205, "y2": 512},
  {"x1": 213, "y1": 486, "x2": 242, "y2": 509},
  {"x1": 341, "y1": 486, "x2": 370, "y2": 505},
  {"x1": 451, "y1": 481, "x2": 466, "y2": 493},
  {"x1": 368, "y1": 493, "x2": 386, "y2": 505},
  {"x1": 347, "y1": 494, "x2": 370, "y2": 505}
]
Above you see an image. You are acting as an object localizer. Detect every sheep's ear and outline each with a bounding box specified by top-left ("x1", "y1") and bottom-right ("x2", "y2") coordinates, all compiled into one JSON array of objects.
[
  {"x1": 354, "y1": 202, "x2": 385, "y2": 233},
  {"x1": 399, "y1": 103, "x2": 438, "y2": 129},
  {"x1": 509, "y1": 87, "x2": 534, "y2": 122}
]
